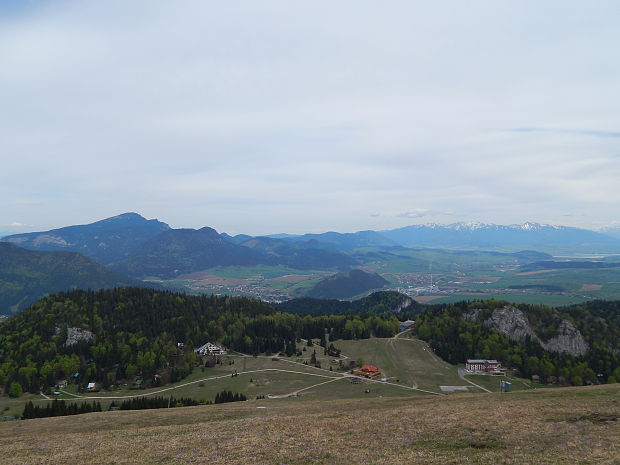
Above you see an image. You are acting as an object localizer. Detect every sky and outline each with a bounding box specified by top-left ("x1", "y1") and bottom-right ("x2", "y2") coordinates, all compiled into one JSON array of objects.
[{"x1": 1, "y1": 0, "x2": 619, "y2": 236}]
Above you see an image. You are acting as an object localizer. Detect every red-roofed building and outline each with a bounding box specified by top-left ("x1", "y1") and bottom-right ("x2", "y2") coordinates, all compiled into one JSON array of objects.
[{"x1": 354, "y1": 365, "x2": 382, "y2": 379}]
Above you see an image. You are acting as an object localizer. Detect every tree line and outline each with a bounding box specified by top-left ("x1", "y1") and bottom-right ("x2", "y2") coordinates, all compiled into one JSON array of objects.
[
  {"x1": 414, "y1": 299, "x2": 620, "y2": 385},
  {"x1": 0, "y1": 288, "x2": 399, "y2": 396}
]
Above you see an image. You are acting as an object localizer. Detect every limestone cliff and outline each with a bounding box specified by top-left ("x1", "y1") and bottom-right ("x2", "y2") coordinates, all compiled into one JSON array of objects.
[{"x1": 482, "y1": 305, "x2": 588, "y2": 357}]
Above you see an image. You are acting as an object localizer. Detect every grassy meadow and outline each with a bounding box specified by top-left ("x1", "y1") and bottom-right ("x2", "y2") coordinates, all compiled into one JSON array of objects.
[
  {"x1": 1, "y1": 384, "x2": 618, "y2": 464},
  {"x1": 0, "y1": 335, "x2": 543, "y2": 420}
]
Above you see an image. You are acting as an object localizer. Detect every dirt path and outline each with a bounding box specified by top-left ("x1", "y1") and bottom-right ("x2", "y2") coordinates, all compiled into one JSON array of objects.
[
  {"x1": 458, "y1": 368, "x2": 491, "y2": 393},
  {"x1": 268, "y1": 377, "x2": 343, "y2": 398},
  {"x1": 59, "y1": 368, "x2": 341, "y2": 400}
]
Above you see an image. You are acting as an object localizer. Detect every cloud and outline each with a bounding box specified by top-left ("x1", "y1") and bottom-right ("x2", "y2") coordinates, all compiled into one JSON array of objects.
[
  {"x1": 510, "y1": 128, "x2": 620, "y2": 139},
  {"x1": 5, "y1": 222, "x2": 28, "y2": 227},
  {"x1": 397, "y1": 209, "x2": 430, "y2": 219},
  {"x1": 0, "y1": 1, "x2": 619, "y2": 233}
]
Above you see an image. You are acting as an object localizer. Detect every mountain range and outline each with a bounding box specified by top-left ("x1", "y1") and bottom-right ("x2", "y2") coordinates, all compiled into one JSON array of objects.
[
  {"x1": 4, "y1": 213, "x2": 620, "y2": 314},
  {"x1": 5, "y1": 216, "x2": 620, "y2": 270},
  {"x1": 378, "y1": 222, "x2": 620, "y2": 253},
  {"x1": 1, "y1": 212, "x2": 170, "y2": 264}
]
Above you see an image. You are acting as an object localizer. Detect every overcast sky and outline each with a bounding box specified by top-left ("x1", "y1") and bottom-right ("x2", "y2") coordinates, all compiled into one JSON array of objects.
[{"x1": 1, "y1": 1, "x2": 619, "y2": 235}]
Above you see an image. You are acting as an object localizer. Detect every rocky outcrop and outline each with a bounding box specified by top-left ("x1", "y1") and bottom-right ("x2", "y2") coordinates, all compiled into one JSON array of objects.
[
  {"x1": 483, "y1": 306, "x2": 588, "y2": 357},
  {"x1": 543, "y1": 320, "x2": 589, "y2": 357},
  {"x1": 394, "y1": 297, "x2": 413, "y2": 313},
  {"x1": 462, "y1": 308, "x2": 482, "y2": 322},
  {"x1": 64, "y1": 327, "x2": 95, "y2": 347},
  {"x1": 484, "y1": 306, "x2": 538, "y2": 342}
]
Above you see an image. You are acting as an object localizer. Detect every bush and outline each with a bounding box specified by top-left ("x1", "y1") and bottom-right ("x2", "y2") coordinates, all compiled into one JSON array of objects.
[{"x1": 8, "y1": 382, "x2": 23, "y2": 398}]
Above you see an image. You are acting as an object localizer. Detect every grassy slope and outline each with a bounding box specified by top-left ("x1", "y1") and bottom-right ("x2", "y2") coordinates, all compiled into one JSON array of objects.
[
  {"x1": 1, "y1": 384, "x2": 618, "y2": 464},
  {"x1": 334, "y1": 337, "x2": 467, "y2": 392},
  {"x1": 1, "y1": 335, "x2": 539, "y2": 418}
]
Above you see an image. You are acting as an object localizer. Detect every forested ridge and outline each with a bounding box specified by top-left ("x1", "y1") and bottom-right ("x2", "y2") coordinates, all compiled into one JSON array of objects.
[
  {"x1": 0, "y1": 288, "x2": 399, "y2": 396},
  {"x1": 276, "y1": 290, "x2": 422, "y2": 316},
  {"x1": 415, "y1": 299, "x2": 620, "y2": 385}
]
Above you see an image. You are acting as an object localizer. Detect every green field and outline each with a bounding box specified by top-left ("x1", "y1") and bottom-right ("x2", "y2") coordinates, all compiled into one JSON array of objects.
[
  {"x1": 0, "y1": 334, "x2": 573, "y2": 422},
  {"x1": 0, "y1": 335, "x2": 508, "y2": 419},
  {"x1": 424, "y1": 293, "x2": 591, "y2": 306},
  {"x1": 145, "y1": 245, "x2": 620, "y2": 305},
  {"x1": 334, "y1": 337, "x2": 467, "y2": 392}
]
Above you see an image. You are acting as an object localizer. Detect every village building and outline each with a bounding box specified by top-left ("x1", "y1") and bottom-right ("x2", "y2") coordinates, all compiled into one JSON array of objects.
[
  {"x1": 86, "y1": 382, "x2": 97, "y2": 392},
  {"x1": 465, "y1": 359, "x2": 502, "y2": 374},
  {"x1": 399, "y1": 320, "x2": 415, "y2": 331},
  {"x1": 194, "y1": 342, "x2": 227, "y2": 356},
  {"x1": 354, "y1": 364, "x2": 382, "y2": 379}
]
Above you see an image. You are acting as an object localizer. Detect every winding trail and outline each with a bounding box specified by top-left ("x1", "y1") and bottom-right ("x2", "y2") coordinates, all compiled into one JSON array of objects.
[
  {"x1": 59, "y1": 343, "x2": 444, "y2": 401},
  {"x1": 59, "y1": 368, "x2": 340, "y2": 400}
]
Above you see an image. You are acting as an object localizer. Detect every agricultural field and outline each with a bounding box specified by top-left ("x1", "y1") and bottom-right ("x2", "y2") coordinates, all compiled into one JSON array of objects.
[
  {"x1": 1, "y1": 384, "x2": 618, "y2": 464},
  {"x1": 149, "y1": 248, "x2": 620, "y2": 306},
  {"x1": 157, "y1": 265, "x2": 332, "y2": 301}
]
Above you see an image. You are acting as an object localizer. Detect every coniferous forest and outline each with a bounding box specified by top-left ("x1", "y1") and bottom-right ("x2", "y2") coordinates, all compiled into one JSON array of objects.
[
  {"x1": 414, "y1": 300, "x2": 620, "y2": 385},
  {"x1": 0, "y1": 288, "x2": 400, "y2": 395}
]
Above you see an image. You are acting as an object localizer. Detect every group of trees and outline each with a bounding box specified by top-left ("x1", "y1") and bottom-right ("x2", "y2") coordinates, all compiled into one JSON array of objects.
[
  {"x1": 21, "y1": 399, "x2": 103, "y2": 419},
  {"x1": 20, "y1": 396, "x2": 202, "y2": 420},
  {"x1": 214, "y1": 390, "x2": 246, "y2": 404},
  {"x1": 115, "y1": 396, "x2": 198, "y2": 410},
  {"x1": 0, "y1": 288, "x2": 400, "y2": 396},
  {"x1": 415, "y1": 300, "x2": 620, "y2": 385}
]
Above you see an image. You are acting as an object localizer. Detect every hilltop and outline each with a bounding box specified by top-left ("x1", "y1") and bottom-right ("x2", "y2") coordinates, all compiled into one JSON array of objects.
[
  {"x1": 1, "y1": 384, "x2": 618, "y2": 464},
  {"x1": 2, "y1": 213, "x2": 170, "y2": 264},
  {"x1": 0, "y1": 243, "x2": 142, "y2": 314}
]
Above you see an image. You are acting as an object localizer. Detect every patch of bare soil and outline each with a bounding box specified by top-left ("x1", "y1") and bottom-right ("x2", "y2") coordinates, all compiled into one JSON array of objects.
[
  {"x1": 580, "y1": 284, "x2": 603, "y2": 291},
  {"x1": 265, "y1": 274, "x2": 313, "y2": 284},
  {"x1": 517, "y1": 269, "x2": 556, "y2": 276}
]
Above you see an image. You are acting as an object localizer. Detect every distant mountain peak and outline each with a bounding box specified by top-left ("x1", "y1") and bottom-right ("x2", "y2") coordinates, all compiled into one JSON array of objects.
[
  {"x1": 108, "y1": 212, "x2": 145, "y2": 221},
  {"x1": 413, "y1": 221, "x2": 563, "y2": 232}
]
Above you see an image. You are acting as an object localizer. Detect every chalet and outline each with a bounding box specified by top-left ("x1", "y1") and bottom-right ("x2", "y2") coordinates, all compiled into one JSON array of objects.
[
  {"x1": 86, "y1": 382, "x2": 97, "y2": 392},
  {"x1": 194, "y1": 342, "x2": 227, "y2": 356},
  {"x1": 354, "y1": 364, "x2": 382, "y2": 379},
  {"x1": 399, "y1": 320, "x2": 415, "y2": 331},
  {"x1": 465, "y1": 359, "x2": 502, "y2": 373}
]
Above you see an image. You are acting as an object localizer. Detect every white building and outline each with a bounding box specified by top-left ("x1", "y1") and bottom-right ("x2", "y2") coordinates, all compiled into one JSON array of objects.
[{"x1": 194, "y1": 342, "x2": 226, "y2": 355}]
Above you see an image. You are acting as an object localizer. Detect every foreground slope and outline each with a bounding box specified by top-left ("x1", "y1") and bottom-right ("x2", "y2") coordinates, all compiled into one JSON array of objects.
[{"x1": 1, "y1": 384, "x2": 618, "y2": 465}]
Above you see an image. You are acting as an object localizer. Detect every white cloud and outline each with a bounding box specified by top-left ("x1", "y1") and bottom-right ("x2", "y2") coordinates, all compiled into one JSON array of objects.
[{"x1": 0, "y1": 1, "x2": 619, "y2": 234}]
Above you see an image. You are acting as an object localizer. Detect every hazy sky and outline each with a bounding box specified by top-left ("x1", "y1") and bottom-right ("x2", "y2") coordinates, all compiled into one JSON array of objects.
[{"x1": 1, "y1": 1, "x2": 619, "y2": 235}]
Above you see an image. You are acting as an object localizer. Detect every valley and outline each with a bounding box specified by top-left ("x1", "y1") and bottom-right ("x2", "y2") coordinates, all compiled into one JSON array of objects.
[{"x1": 4, "y1": 213, "x2": 620, "y2": 311}]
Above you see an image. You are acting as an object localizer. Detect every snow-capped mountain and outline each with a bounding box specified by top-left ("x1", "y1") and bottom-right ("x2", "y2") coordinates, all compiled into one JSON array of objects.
[{"x1": 380, "y1": 222, "x2": 620, "y2": 253}]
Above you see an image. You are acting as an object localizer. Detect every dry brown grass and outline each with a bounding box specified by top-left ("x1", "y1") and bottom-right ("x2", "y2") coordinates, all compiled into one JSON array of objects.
[{"x1": 1, "y1": 385, "x2": 618, "y2": 465}]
